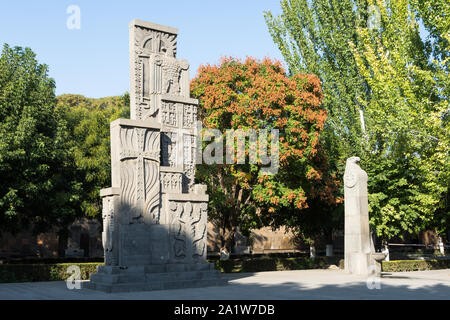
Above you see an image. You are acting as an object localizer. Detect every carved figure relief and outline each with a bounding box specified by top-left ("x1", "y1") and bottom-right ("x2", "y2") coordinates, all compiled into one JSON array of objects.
[
  {"x1": 192, "y1": 202, "x2": 207, "y2": 260},
  {"x1": 102, "y1": 196, "x2": 117, "y2": 266},
  {"x1": 159, "y1": 57, "x2": 182, "y2": 94},
  {"x1": 169, "y1": 201, "x2": 186, "y2": 259},
  {"x1": 153, "y1": 56, "x2": 189, "y2": 96},
  {"x1": 168, "y1": 201, "x2": 207, "y2": 262}
]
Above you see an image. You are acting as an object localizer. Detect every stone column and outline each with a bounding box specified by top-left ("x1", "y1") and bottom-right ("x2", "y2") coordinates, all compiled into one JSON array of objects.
[{"x1": 344, "y1": 156, "x2": 374, "y2": 275}]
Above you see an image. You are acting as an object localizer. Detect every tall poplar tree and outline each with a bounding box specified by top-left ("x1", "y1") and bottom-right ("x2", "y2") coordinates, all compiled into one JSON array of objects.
[{"x1": 265, "y1": 0, "x2": 449, "y2": 240}]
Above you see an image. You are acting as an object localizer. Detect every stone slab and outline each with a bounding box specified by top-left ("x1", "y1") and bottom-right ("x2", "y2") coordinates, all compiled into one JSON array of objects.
[
  {"x1": 110, "y1": 118, "x2": 161, "y2": 130},
  {"x1": 100, "y1": 187, "x2": 121, "y2": 197},
  {"x1": 130, "y1": 19, "x2": 178, "y2": 35}
]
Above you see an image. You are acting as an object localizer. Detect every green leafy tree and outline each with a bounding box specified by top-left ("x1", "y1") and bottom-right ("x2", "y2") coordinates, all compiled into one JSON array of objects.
[
  {"x1": 265, "y1": 0, "x2": 449, "y2": 240},
  {"x1": 265, "y1": 0, "x2": 371, "y2": 158},
  {"x1": 0, "y1": 44, "x2": 81, "y2": 245},
  {"x1": 191, "y1": 57, "x2": 341, "y2": 251},
  {"x1": 55, "y1": 94, "x2": 129, "y2": 220},
  {"x1": 350, "y1": 0, "x2": 449, "y2": 239}
]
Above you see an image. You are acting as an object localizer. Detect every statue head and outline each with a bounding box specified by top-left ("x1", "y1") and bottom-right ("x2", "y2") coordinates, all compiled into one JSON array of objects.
[
  {"x1": 344, "y1": 156, "x2": 362, "y2": 188},
  {"x1": 346, "y1": 156, "x2": 360, "y2": 166}
]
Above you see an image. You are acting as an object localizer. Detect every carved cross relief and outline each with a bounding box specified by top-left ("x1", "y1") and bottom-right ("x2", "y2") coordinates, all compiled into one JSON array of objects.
[{"x1": 119, "y1": 126, "x2": 160, "y2": 224}]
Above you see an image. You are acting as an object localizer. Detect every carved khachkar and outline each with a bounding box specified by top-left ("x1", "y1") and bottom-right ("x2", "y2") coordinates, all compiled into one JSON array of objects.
[
  {"x1": 344, "y1": 156, "x2": 386, "y2": 276},
  {"x1": 86, "y1": 20, "x2": 226, "y2": 292}
]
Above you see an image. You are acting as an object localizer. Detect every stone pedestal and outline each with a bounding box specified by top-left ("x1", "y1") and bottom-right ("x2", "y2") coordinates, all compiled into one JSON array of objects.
[
  {"x1": 85, "y1": 19, "x2": 226, "y2": 292},
  {"x1": 344, "y1": 156, "x2": 384, "y2": 276},
  {"x1": 88, "y1": 263, "x2": 225, "y2": 293}
]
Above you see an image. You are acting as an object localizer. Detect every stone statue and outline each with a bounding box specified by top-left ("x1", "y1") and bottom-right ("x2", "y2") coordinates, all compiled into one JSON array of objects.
[
  {"x1": 85, "y1": 20, "x2": 227, "y2": 292},
  {"x1": 344, "y1": 156, "x2": 385, "y2": 276}
]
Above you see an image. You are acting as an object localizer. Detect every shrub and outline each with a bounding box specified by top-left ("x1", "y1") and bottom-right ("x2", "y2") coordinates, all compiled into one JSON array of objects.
[
  {"x1": 0, "y1": 263, "x2": 101, "y2": 283},
  {"x1": 213, "y1": 257, "x2": 328, "y2": 273},
  {"x1": 382, "y1": 259, "x2": 450, "y2": 272},
  {"x1": 336, "y1": 258, "x2": 450, "y2": 272}
]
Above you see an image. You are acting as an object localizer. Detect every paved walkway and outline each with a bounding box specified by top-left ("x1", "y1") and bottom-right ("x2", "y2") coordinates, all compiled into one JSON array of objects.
[{"x1": 0, "y1": 269, "x2": 449, "y2": 300}]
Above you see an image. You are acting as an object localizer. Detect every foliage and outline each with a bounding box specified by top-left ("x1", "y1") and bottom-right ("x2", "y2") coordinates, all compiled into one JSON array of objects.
[
  {"x1": 191, "y1": 57, "x2": 341, "y2": 250},
  {"x1": 0, "y1": 44, "x2": 80, "y2": 236},
  {"x1": 210, "y1": 256, "x2": 328, "y2": 273},
  {"x1": 265, "y1": 0, "x2": 449, "y2": 240},
  {"x1": 0, "y1": 43, "x2": 129, "y2": 250},
  {"x1": 0, "y1": 263, "x2": 101, "y2": 283},
  {"x1": 350, "y1": 0, "x2": 449, "y2": 237},
  {"x1": 265, "y1": 0, "x2": 370, "y2": 158},
  {"x1": 55, "y1": 94, "x2": 129, "y2": 220}
]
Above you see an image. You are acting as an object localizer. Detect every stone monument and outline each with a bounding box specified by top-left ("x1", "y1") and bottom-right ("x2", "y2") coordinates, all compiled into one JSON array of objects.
[
  {"x1": 344, "y1": 156, "x2": 385, "y2": 276},
  {"x1": 85, "y1": 19, "x2": 227, "y2": 292}
]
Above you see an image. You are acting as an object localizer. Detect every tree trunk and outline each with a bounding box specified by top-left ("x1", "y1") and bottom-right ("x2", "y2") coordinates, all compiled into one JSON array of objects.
[
  {"x1": 219, "y1": 224, "x2": 237, "y2": 254},
  {"x1": 223, "y1": 226, "x2": 237, "y2": 253},
  {"x1": 57, "y1": 227, "x2": 69, "y2": 258}
]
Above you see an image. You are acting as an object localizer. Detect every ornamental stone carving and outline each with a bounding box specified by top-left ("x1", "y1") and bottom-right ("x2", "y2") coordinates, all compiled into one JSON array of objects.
[{"x1": 87, "y1": 19, "x2": 224, "y2": 293}]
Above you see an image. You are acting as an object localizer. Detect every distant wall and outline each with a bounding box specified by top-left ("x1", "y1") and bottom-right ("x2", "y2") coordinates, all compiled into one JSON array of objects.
[
  {"x1": 1, "y1": 221, "x2": 445, "y2": 260},
  {"x1": 207, "y1": 223, "x2": 300, "y2": 255},
  {"x1": 0, "y1": 219, "x2": 102, "y2": 260},
  {"x1": 0, "y1": 229, "x2": 59, "y2": 259},
  {"x1": 1, "y1": 220, "x2": 302, "y2": 260}
]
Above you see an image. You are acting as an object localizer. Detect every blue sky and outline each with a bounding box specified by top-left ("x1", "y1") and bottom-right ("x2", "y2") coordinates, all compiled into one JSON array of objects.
[{"x1": 0, "y1": 1, "x2": 285, "y2": 98}]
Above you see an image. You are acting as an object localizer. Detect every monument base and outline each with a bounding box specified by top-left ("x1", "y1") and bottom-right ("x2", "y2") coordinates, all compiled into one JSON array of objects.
[
  {"x1": 345, "y1": 252, "x2": 372, "y2": 275},
  {"x1": 84, "y1": 263, "x2": 227, "y2": 293}
]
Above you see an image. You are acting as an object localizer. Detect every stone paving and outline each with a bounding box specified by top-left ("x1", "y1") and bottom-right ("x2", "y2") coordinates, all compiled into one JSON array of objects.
[{"x1": 0, "y1": 269, "x2": 449, "y2": 300}]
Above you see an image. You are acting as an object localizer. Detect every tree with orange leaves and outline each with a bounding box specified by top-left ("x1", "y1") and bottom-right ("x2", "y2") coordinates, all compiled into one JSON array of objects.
[{"x1": 191, "y1": 57, "x2": 341, "y2": 252}]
